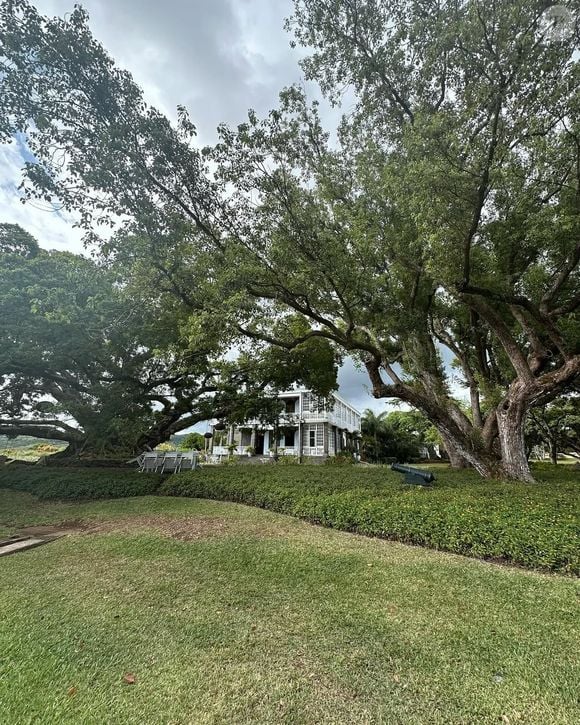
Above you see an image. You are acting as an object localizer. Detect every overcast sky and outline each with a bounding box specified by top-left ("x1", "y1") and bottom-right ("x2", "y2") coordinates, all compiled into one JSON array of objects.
[{"x1": 0, "y1": 0, "x2": 462, "y2": 417}]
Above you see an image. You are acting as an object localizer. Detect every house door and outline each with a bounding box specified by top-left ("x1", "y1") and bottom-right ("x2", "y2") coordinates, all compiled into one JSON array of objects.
[{"x1": 255, "y1": 433, "x2": 265, "y2": 455}]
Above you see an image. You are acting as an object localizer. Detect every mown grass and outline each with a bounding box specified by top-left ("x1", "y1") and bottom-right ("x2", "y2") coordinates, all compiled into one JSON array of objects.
[
  {"x1": 163, "y1": 463, "x2": 580, "y2": 574},
  {"x1": 0, "y1": 490, "x2": 579, "y2": 724}
]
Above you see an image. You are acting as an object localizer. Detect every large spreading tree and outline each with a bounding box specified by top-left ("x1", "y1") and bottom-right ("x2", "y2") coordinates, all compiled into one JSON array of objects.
[
  {"x1": 0, "y1": 224, "x2": 338, "y2": 456},
  {"x1": 0, "y1": 224, "x2": 243, "y2": 455},
  {"x1": 0, "y1": 0, "x2": 578, "y2": 479}
]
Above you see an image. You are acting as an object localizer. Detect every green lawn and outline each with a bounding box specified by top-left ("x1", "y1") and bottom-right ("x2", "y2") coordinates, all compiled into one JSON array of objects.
[
  {"x1": 164, "y1": 463, "x2": 580, "y2": 574},
  {"x1": 1, "y1": 490, "x2": 578, "y2": 724}
]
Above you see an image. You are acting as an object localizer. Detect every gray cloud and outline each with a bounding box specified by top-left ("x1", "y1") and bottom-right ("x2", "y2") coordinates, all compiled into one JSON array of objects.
[
  {"x1": 337, "y1": 357, "x2": 394, "y2": 414},
  {"x1": 2, "y1": 0, "x2": 305, "y2": 250},
  {"x1": 37, "y1": 0, "x2": 302, "y2": 144}
]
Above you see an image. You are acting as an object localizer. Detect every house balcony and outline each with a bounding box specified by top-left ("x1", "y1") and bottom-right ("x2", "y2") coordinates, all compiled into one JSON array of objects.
[
  {"x1": 239, "y1": 412, "x2": 298, "y2": 428},
  {"x1": 211, "y1": 445, "x2": 325, "y2": 458},
  {"x1": 238, "y1": 411, "x2": 360, "y2": 433}
]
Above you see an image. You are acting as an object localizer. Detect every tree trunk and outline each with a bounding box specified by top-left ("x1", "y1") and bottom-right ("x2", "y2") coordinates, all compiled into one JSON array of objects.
[
  {"x1": 439, "y1": 431, "x2": 469, "y2": 469},
  {"x1": 496, "y1": 390, "x2": 534, "y2": 482},
  {"x1": 273, "y1": 421, "x2": 279, "y2": 461},
  {"x1": 550, "y1": 438, "x2": 558, "y2": 465},
  {"x1": 363, "y1": 358, "x2": 542, "y2": 481},
  {"x1": 398, "y1": 392, "x2": 504, "y2": 477},
  {"x1": 438, "y1": 427, "x2": 504, "y2": 478}
]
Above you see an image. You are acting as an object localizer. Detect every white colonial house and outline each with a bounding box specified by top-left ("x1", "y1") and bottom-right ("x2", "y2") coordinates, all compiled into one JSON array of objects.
[{"x1": 210, "y1": 389, "x2": 362, "y2": 461}]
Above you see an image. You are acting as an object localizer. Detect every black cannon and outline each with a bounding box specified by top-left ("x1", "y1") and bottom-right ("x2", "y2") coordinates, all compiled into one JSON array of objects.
[{"x1": 391, "y1": 463, "x2": 435, "y2": 486}]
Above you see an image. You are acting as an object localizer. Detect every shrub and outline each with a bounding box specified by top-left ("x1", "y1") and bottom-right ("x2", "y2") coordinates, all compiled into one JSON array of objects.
[
  {"x1": 324, "y1": 451, "x2": 355, "y2": 465},
  {"x1": 0, "y1": 466, "x2": 162, "y2": 500},
  {"x1": 178, "y1": 432, "x2": 204, "y2": 451},
  {"x1": 161, "y1": 464, "x2": 580, "y2": 574},
  {"x1": 276, "y1": 454, "x2": 300, "y2": 465},
  {"x1": 33, "y1": 443, "x2": 61, "y2": 453},
  {"x1": 155, "y1": 442, "x2": 175, "y2": 452}
]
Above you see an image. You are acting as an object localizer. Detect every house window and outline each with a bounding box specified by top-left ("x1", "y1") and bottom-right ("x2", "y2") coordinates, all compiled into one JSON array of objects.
[{"x1": 306, "y1": 424, "x2": 324, "y2": 448}]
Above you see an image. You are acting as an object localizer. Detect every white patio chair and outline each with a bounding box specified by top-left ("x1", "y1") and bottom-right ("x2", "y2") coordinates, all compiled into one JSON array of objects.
[
  {"x1": 139, "y1": 452, "x2": 161, "y2": 473},
  {"x1": 160, "y1": 451, "x2": 180, "y2": 474},
  {"x1": 178, "y1": 451, "x2": 199, "y2": 471}
]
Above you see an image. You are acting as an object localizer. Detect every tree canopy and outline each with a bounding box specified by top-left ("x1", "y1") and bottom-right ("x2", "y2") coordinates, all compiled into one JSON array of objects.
[
  {"x1": 0, "y1": 222, "x2": 39, "y2": 257},
  {"x1": 0, "y1": 0, "x2": 578, "y2": 479},
  {"x1": 0, "y1": 225, "x2": 338, "y2": 456}
]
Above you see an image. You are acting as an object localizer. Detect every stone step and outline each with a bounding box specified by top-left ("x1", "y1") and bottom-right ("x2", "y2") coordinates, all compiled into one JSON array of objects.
[{"x1": 0, "y1": 537, "x2": 53, "y2": 556}]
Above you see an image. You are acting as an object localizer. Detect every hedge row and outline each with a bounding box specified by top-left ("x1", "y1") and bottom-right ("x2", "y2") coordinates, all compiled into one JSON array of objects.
[
  {"x1": 0, "y1": 466, "x2": 162, "y2": 500},
  {"x1": 161, "y1": 465, "x2": 580, "y2": 575}
]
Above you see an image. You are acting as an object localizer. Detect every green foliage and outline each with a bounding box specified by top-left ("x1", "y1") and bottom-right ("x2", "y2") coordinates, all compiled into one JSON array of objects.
[
  {"x1": 162, "y1": 465, "x2": 580, "y2": 574},
  {"x1": 258, "y1": 317, "x2": 341, "y2": 397},
  {"x1": 0, "y1": 435, "x2": 68, "y2": 463},
  {"x1": 324, "y1": 450, "x2": 355, "y2": 465},
  {"x1": 0, "y1": 467, "x2": 162, "y2": 500},
  {"x1": 0, "y1": 236, "x2": 186, "y2": 453},
  {"x1": 0, "y1": 492, "x2": 577, "y2": 724},
  {"x1": 526, "y1": 396, "x2": 580, "y2": 461},
  {"x1": 361, "y1": 409, "x2": 427, "y2": 463},
  {"x1": 1, "y1": 226, "x2": 334, "y2": 456},
  {"x1": 1, "y1": 1, "x2": 579, "y2": 481},
  {"x1": 0, "y1": 223, "x2": 39, "y2": 258},
  {"x1": 276, "y1": 454, "x2": 300, "y2": 465},
  {"x1": 178, "y1": 432, "x2": 205, "y2": 451}
]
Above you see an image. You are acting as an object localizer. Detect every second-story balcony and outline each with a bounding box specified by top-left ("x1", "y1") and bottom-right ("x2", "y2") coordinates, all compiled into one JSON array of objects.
[
  {"x1": 239, "y1": 409, "x2": 360, "y2": 433},
  {"x1": 240, "y1": 411, "x2": 299, "y2": 428}
]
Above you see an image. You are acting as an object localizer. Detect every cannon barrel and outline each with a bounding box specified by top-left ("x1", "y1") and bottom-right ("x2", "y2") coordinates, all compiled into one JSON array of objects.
[{"x1": 391, "y1": 463, "x2": 435, "y2": 484}]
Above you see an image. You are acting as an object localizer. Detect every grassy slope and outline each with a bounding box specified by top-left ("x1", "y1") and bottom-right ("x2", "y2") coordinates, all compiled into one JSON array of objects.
[
  {"x1": 163, "y1": 463, "x2": 580, "y2": 574},
  {"x1": 0, "y1": 490, "x2": 578, "y2": 724}
]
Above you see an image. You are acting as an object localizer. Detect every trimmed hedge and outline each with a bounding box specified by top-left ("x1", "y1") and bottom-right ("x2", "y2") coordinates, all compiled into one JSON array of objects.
[
  {"x1": 0, "y1": 466, "x2": 162, "y2": 500},
  {"x1": 161, "y1": 464, "x2": 580, "y2": 574}
]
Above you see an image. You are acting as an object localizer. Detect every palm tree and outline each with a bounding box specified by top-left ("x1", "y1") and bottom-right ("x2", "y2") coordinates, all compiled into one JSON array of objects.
[{"x1": 361, "y1": 409, "x2": 389, "y2": 463}]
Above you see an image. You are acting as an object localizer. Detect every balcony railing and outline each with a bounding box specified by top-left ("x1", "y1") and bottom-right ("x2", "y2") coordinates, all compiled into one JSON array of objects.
[
  {"x1": 211, "y1": 446, "x2": 330, "y2": 460},
  {"x1": 226, "y1": 410, "x2": 361, "y2": 432}
]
